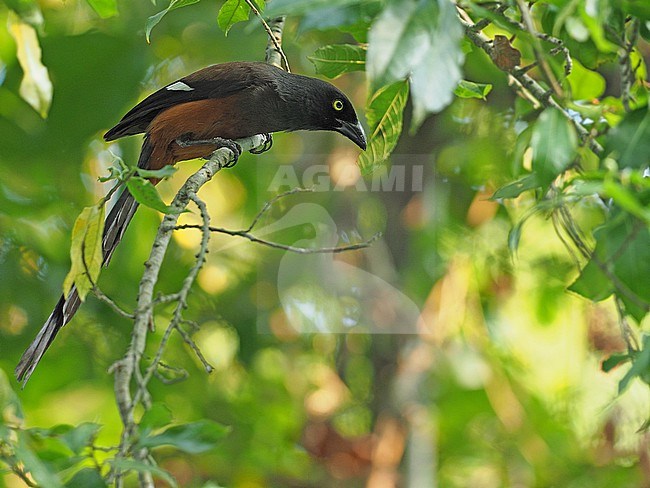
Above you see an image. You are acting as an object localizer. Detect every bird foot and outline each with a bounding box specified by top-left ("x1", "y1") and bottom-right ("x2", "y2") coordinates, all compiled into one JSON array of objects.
[
  {"x1": 250, "y1": 133, "x2": 273, "y2": 155},
  {"x1": 176, "y1": 135, "x2": 242, "y2": 167}
]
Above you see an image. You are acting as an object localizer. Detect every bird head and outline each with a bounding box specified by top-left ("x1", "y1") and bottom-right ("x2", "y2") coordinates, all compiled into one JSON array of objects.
[
  {"x1": 309, "y1": 82, "x2": 367, "y2": 151},
  {"x1": 279, "y1": 73, "x2": 367, "y2": 150}
]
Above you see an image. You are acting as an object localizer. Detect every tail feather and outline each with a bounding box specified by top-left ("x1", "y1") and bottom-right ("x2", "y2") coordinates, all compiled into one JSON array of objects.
[
  {"x1": 15, "y1": 290, "x2": 81, "y2": 385},
  {"x1": 15, "y1": 138, "x2": 153, "y2": 385}
]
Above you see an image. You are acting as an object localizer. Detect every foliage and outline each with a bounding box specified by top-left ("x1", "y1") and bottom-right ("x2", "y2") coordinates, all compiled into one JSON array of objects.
[
  {"x1": 1, "y1": 0, "x2": 650, "y2": 486},
  {"x1": 0, "y1": 368, "x2": 226, "y2": 486},
  {"x1": 62, "y1": 203, "x2": 105, "y2": 301},
  {"x1": 358, "y1": 80, "x2": 409, "y2": 173}
]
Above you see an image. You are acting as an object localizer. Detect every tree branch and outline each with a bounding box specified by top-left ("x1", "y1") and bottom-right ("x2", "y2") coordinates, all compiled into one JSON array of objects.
[
  {"x1": 456, "y1": 4, "x2": 603, "y2": 156},
  {"x1": 245, "y1": 0, "x2": 290, "y2": 71},
  {"x1": 109, "y1": 134, "x2": 266, "y2": 486},
  {"x1": 514, "y1": 0, "x2": 564, "y2": 95},
  {"x1": 619, "y1": 18, "x2": 640, "y2": 112},
  {"x1": 175, "y1": 222, "x2": 382, "y2": 254}
]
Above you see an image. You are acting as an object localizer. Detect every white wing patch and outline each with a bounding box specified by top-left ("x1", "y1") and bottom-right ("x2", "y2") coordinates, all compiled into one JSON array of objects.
[{"x1": 166, "y1": 81, "x2": 193, "y2": 92}]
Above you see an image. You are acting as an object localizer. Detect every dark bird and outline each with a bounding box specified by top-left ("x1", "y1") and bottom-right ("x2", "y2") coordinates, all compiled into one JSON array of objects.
[{"x1": 16, "y1": 61, "x2": 367, "y2": 384}]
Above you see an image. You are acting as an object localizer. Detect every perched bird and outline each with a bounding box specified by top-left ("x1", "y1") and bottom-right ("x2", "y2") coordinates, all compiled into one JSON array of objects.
[{"x1": 16, "y1": 61, "x2": 367, "y2": 384}]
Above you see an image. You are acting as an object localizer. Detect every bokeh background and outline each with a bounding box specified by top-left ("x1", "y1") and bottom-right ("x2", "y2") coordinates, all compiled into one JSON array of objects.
[{"x1": 1, "y1": 0, "x2": 649, "y2": 486}]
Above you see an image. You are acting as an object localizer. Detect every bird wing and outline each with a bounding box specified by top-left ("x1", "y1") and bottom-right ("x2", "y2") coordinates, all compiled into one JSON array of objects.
[{"x1": 104, "y1": 62, "x2": 276, "y2": 141}]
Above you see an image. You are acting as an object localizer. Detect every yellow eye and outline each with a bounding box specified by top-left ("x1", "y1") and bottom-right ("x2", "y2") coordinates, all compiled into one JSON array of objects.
[{"x1": 333, "y1": 99, "x2": 344, "y2": 111}]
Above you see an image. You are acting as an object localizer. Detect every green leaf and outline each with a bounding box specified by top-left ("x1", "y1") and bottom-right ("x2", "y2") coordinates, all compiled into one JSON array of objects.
[
  {"x1": 137, "y1": 420, "x2": 229, "y2": 454},
  {"x1": 136, "y1": 165, "x2": 178, "y2": 180},
  {"x1": 568, "y1": 213, "x2": 650, "y2": 322},
  {"x1": 602, "y1": 354, "x2": 631, "y2": 373},
  {"x1": 139, "y1": 403, "x2": 174, "y2": 435},
  {"x1": 567, "y1": 256, "x2": 613, "y2": 302},
  {"x1": 530, "y1": 108, "x2": 578, "y2": 186},
  {"x1": 217, "y1": 0, "x2": 251, "y2": 35},
  {"x1": 109, "y1": 459, "x2": 177, "y2": 487},
  {"x1": 367, "y1": 0, "x2": 464, "y2": 130},
  {"x1": 508, "y1": 220, "x2": 524, "y2": 254},
  {"x1": 65, "y1": 468, "x2": 107, "y2": 488},
  {"x1": 568, "y1": 176, "x2": 605, "y2": 196},
  {"x1": 60, "y1": 423, "x2": 101, "y2": 455},
  {"x1": 126, "y1": 177, "x2": 177, "y2": 214},
  {"x1": 358, "y1": 80, "x2": 409, "y2": 174},
  {"x1": 566, "y1": 58, "x2": 605, "y2": 100},
  {"x1": 511, "y1": 125, "x2": 533, "y2": 175},
  {"x1": 265, "y1": 0, "x2": 362, "y2": 17},
  {"x1": 86, "y1": 0, "x2": 118, "y2": 18},
  {"x1": 146, "y1": 0, "x2": 201, "y2": 43},
  {"x1": 506, "y1": 204, "x2": 547, "y2": 255},
  {"x1": 7, "y1": 11, "x2": 53, "y2": 118},
  {"x1": 0, "y1": 369, "x2": 23, "y2": 420},
  {"x1": 491, "y1": 174, "x2": 540, "y2": 200},
  {"x1": 606, "y1": 106, "x2": 650, "y2": 168},
  {"x1": 62, "y1": 204, "x2": 105, "y2": 301},
  {"x1": 453, "y1": 80, "x2": 492, "y2": 100},
  {"x1": 0, "y1": 425, "x2": 11, "y2": 441},
  {"x1": 619, "y1": 336, "x2": 650, "y2": 393},
  {"x1": 300, "y1": 2, "x2": 380, "y2": 42},
  {"x1": 15, "y1": 432, "x2": 64, "y2": 488},
  {"x1": 622, "y1": 0, "x2": 650, "y2": 20},
  {"x1": 308, "y1": 44, "x2": 366, "y2": 79},
  {"x1": 602, "y1": 179, "x2": 650, "y2": 223}
]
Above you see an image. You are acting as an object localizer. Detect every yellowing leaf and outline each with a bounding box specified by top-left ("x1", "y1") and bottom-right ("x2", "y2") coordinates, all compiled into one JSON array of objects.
[
  {"x1": 8, "y1": 12, "x2": 53, "y2": 118},
  {"x1": 63, "y1": 205, "x2": 106, "y2": 301}
]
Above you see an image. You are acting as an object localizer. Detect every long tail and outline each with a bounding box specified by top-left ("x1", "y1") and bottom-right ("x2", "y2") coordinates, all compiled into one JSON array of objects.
[{"x1": 15, "y1": 139, "x2": 152, "y2": 385}]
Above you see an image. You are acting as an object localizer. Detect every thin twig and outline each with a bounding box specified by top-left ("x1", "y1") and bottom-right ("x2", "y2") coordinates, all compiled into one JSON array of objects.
[
  {"x1": 175, "y1": 186, "x2": 379, "y2": 253},
  {"x1": 176, "y1": 223, "x2": 382, "y2": 254},
  {"x1": 93, "y1": 286, "x2": 134, "y2": 319},
  {"x1": 469, "y1": 2, "x2": 509, "y2": 31},
  {"x1": 10, "y1": 465, "x2": 37, "y2": 487},
  {"x1": 245, "y1": 0, "x2": 290, "y2": 71},
  {"x1": 152, "y1": 292, "x2": 182, "y2": 305},
  {"x1": 555, "y1": 200, "x2": 650, "y2": 311},
  {"x1": 456, "y1": 6, "x2": 604, "y2": 156},
  {"x1": 515, "y1": 0, "x2": 563, "y2": 97},
  {"x1": 154, "y1": 363, "x2": 189, "y2": 385},
  {"x1": 265, "y1": 16, "x2": 289, "y2": 71},
  {"x1": 109, "y1": 134, "x2": 267, "y2": 485},
  {"x1": 619, "y1": 18, "x2": 640, "y2": 112},
  {"x1": 173, "y1": 323, "x2": 214, "y2": 373},
  {"x1": 616, "y1": 297, "x2": 639, "y2": 353},
  {"x1": 246, "y1": 187, "x2": 314, "y2": 232},
  {"x1": 139, "y1": 193, "x2": 213, "y2": 391}
]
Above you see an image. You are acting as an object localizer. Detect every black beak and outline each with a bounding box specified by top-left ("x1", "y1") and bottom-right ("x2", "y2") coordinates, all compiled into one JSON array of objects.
[{"x1": 335, "y1": 119, "x2": 367, "y2": 150}]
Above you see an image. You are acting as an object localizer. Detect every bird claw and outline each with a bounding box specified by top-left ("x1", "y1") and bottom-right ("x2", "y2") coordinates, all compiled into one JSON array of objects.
[
  {"x1": 218, "y1": 139, "x2": 242, "y2": 168},
  {"x1": 176, "y1": 135, "x2": 242, "y2": 168},
  {"x1": 249, "y1": 133, "x2": 273, "y2": 155}
]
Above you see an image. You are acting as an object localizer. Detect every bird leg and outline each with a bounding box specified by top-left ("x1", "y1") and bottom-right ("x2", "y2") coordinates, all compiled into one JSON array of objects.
[
  {"x1": 175, "y1": 135, "x2": 242, "y2": 167},
  {"x1": 249, "y1": 133, "x2": 273, "y2": 154}
]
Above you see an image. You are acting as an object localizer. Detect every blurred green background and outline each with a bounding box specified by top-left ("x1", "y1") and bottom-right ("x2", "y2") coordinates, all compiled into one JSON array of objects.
[{"x1": 0, "y1": 0, "x2": 648, "y2": 486}]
